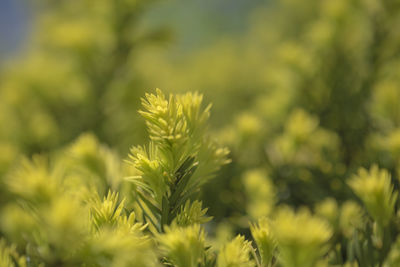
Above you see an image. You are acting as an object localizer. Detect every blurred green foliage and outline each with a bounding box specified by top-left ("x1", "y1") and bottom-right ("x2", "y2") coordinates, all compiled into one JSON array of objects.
[{"x1": 2, "y1": 0, "x2": 400, "y2": 266}]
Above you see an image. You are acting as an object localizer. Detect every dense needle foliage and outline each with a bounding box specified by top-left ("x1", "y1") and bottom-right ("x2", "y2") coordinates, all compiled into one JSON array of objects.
[{"x1": 2, "y1": 0, "x2": 400, "y2": 266}]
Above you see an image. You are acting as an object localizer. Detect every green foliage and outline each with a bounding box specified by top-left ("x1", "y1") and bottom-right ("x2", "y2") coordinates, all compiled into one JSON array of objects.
[
  {"x1": 272, "y1": 207, "x2": 332, "y2": 267},
  {"x1": 0, "y1": 89, "x2": 236, "y2": 267},
  {"x1": 217, "y1": 235, "x2": 255, "y2": 267},
  {"x1": 81, "y1": 228, "x2": 159, "y2": 267},
  {"x1": 3, "y1": 83, "x2": 400, "y2": 267},
  {"x1": 250, "y1": 218, "x2": 276, "y2": 266},
  {"x1": 88, "y1": 191, "x2": 143, "y2": 233},
  {"x1": 2, "y1": 0, "x2": 400, "y2": 266},
  {"x1": 0, "y1": 0, "x2": 170, "y2": 162},
  {"x1": 315, "y1": 199, "x2": 364, "y2": 239},
  {"x1": 158, "y1": 224, "x2": 206, "y2": 267},
  {"x1": 349, "y1": 165, "x2": 397, "y2": 227},
  {"x1": 0, "y1": 239, "x2": 26, "y2": 267},
  {"x1": 173, "y1": 200, "x2": 212, "y2": 227},
  {"x1": 128, "y1": 89, "x2": 229, "y2": 232},
  {"x1": 243, "y1": 169, "x2": 275, "y2": 220},
  {"x1": 385, "y1": 236, "x2": 400, "y2": 267}
]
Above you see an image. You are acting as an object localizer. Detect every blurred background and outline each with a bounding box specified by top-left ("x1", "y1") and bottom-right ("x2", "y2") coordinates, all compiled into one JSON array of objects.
[{"x1": 1, "y1": 0, "x2": 400, "y2": 231}]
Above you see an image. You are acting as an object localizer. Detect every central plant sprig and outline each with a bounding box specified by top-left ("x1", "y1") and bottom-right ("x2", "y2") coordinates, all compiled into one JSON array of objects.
[{"x1": 127, "y1": 89, "x2": 230, "y2": 232}]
